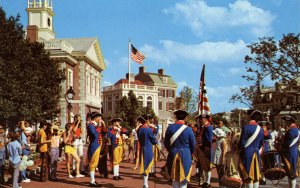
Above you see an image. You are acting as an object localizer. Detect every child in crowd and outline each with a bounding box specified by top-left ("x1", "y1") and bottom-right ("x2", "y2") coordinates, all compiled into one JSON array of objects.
[{"x1": 7, "y1": 132, "x2": 22, "y2": 188}]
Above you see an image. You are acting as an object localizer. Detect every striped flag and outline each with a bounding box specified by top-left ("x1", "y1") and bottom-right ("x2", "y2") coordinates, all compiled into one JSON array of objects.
[
  {"x1": 131, "y1": 44, "x2": 145, "y2": 64},
  {"x1": 198, "y1": 64, "x2": 211, "y2": 115}
]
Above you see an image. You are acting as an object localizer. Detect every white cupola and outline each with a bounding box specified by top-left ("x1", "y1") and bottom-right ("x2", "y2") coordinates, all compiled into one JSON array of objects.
[{"x1": 26, "y1": 0, "x2": 55, "y2": 41}]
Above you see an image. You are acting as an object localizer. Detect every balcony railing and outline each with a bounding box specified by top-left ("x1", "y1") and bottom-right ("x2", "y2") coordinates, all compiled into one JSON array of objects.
[
  {"x1": 103, "y1": 84, "x2": 157, "y2": 92},
  {"x1": 43, "y1": 40, "x2": 73, "y2": 54}
]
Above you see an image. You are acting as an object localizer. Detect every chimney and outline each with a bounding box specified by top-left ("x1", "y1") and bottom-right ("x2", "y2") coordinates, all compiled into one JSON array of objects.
[
  {"x1": 27, "y1": 25, "x2": 38, "y2": 43},
  {"x1": 126, "y1": 73, "x2": 135, "y2": 82},
  {"x1": 158, "y1": 68, "x2": 164, "y2": 75},
  {"x1": 139, "y1": 66, "x2": 145, "y2": 74}
]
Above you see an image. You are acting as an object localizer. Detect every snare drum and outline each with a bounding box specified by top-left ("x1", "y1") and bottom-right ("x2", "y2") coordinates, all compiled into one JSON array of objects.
[
  {"x1": 262, "y1": 151, "x2": 286, "y2": 180},
  {"x1": 222, "y1": 152, "x2": 243, "y2": 188}
]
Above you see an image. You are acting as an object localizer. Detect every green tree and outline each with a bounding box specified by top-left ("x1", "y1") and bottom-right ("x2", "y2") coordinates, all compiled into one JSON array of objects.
[
  {"x1": 211, "y1": 112, "x2": 228, "y2": 127},
  {"x1": 0, "y1": 7, "x2": 65, "y2": 127},
  {"x1": 179, "y1": 86, "x2": 198, "y2": 114},
  {"x1": 115, "y1": 90, "x2": 157, "y2": 130},
  {"x1": 230, "y1": 33, "x2": 300, "y2": 107}
]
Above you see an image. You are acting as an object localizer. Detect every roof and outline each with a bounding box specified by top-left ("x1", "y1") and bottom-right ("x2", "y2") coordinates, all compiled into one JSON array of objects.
[
  {"x1": 114, "y1": 79, "x2": 144, "y2": 85},
  {"x1": 135, "y1": 72, "x2": 177, "y2": 87},
  {"x1": 58, "y1": 38, "x2": 106, "y2": 71}
]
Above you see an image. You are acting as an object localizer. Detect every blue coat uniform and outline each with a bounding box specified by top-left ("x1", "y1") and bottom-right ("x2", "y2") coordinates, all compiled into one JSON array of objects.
[
  {"x1": 238, "y1": 121, "x2": 264, "y2": 181},
  {"x1": 87, "y1": 122, "x2": 101, "y2": 171},
  {"x1": 164, "y1": 121, "x2": 196, "y2": 183},
  {"x1": 137, "y1": 124, "x2": 157, "y2": 175},
  {"x1": 281, "y1": 124, "x2": 299, "y2": 178}
]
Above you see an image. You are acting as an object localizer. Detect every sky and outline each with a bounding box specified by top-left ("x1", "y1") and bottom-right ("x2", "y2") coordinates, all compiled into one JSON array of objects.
[{"x1": 1, "y1": 0, "x2": 299, "y2": 113}]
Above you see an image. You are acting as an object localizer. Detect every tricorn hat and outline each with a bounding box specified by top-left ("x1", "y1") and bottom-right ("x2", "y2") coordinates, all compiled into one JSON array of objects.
[
  {"x1": 281, "y1": 115, "x2": 297, "y2": 122},
  {"x1": 247, "y1": 109, "x2": 263, "y2": 121},
  {"x1": 174, "y1": 110, "x2": 189, "y2": 117},
  {"x1": 137, "y1": 115, "x2": 147, "y2": 123},
  {"x1": 109, "y1": 118, "x2": 123, "y2": 123},
  {"x1": 91, "y1": 112, "x2": 102, "y2": 119}
]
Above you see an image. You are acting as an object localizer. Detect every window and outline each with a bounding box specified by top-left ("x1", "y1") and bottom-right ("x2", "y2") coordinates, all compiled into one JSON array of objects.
[
  {"x1": 96, "y1": 79, "x2": 99, "y2": 97},
  {"x1": 91, "y1": 77, "x2": 95, "y2": 95},
  {"x1": 68, "y1": 69, "x2": 73, "y2": 88},
  {"x1": 108, "y1": 101, "x2": 112, "y2": 111},
  {"x1": 147, "y1": 96, "x2": 152, "y2": 108},
  {"x1": 138, "y1": 96, "x2": 143, "y2": 107},
  {"x1": 159, "y1": 101, "x2": 163, "y2": 110},
  {"x1": 86, "y1": 74, "x2": 90, "y2": 94},
  {"x1": 159, "y1": 89, "x2": 165, "y2": 97},
  {"x1": 166, "y1": 102, "x2": 174, "y2": 111},
  {"x1": 163, "y1": 77, "x2": 168, "y2": 83}
]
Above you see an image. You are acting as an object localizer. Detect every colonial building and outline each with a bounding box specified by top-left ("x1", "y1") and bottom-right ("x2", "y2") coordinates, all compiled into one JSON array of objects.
[
  {"x1": 253, "y1": 78, "x2": 300, "y2": 126},
  {"x1": 26, "y1": 0, "x2": 106, "y2": 136},
  {"x1": 103, "y1": 66, "x2": 177, "y2": 136}
]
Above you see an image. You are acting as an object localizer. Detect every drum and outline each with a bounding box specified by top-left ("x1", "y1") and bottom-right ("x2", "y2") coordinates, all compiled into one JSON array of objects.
[
  {"x1": 262, "y1": 151, "x2": 286, "y2": 180},
  {"x1": 222, "y1": 152, "x2": 243, "y2": 188}
]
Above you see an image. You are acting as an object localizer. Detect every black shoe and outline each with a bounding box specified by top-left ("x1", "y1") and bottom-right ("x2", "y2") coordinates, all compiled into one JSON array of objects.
[
  {"x1": 260, "y1": 180, "x2": 266, "y2": 185},
  {"x1": 71, "y1": 171, "x2": 76, "y2": 176},
  {"x1": 118, "y1": 176, "x2": 124, "y2": 180},
  {"x1": 149, "y1": 173, "x2": 157, "y2": 177},
  {"x1": 202, "y1": 182, "x2": 211, "y2": 188},
  {"x1": 80, "y1": 171, "x2": 87, "y2": 176},
  {"x1": 89, "y1": 182, "x2": 100, "y2": 187},
  {"x1": 113, "y1": 176, "x2": 119, "y2": 180}
]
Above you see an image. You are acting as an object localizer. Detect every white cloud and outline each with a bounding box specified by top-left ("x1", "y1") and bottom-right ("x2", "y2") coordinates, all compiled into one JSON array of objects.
[
  {"x1": 220, "y1": 67, "x2": 246, "y2": 77},
  {"x1": 164, "y1": 0, "x2": 276, "y2": 37},
  {"x1": 141, "y1": 39, "x2": 248, "y2": 65},
  {"x1": 103, "y1": 81, "x2": 112, "y2": 87},
  {"x1": 104, "y1": 58, "x2": 111, "y2": 66}
]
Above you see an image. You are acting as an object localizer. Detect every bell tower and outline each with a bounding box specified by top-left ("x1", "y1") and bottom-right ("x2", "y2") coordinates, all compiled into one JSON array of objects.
[{"x1": 26, "y1": 0, "x2": 55, "y2": 41}]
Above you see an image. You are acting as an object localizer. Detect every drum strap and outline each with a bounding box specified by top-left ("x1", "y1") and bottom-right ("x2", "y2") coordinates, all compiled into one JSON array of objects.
[
  {"x1": 289, "y1": 133, "x2": 299, "y2": 148},
  {"x1": 245, "y1": 126, "x2": 260, "y2": 148},
  {"x1": 170, "y1": 125, "x2": 187, "y2": 146}
]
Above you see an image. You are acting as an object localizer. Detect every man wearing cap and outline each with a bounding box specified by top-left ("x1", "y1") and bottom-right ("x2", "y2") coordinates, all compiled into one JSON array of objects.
[
  {"x1": 238, "y1": 110, "x2": 264, "y2": 188},
  {"x1": 87, "y1": 112, "x2": 102, "y2": 187},
  {"x1": 280, "y1": 115, "x2": 299, "y2": 188},
  {"x1": 164, "y1": 110, "x2": 196, "y2": 188},
  {"x1": 107, "y1": 117, "x2": 124, "y2": 180},
  {"x1": 196, "y1": 113, "x2": 213, "y2": 188},
  {"x1": 136, "y1": 115, "x2": 157, "y2": 188}
]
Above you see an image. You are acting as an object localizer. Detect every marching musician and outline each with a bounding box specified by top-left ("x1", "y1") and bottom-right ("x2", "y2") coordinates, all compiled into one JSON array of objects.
[
  {"x1": 96, "y1": 118, "x2": 109, "y2": 179},
  {"x1": 87, "y1": 112, "x2": 103, "y2": 187},
  {"x1": 148, "y1": 114, "x2": 159, "y2": 177},
  {"x1": 196, "y1": 113, "x2": 213, "y2": 188},
  {"x1": 136, "y1": 115, "x2": 157, "y2": 188},
  {"x1": 280, "y1": 115, "x2": 299, "y2": 188},
  {"x1": 107, "y1": 118, "x2": 125, "y2": 180},
  {"x1": 164, "y1": 110, "x2": 196, "y2": 188},
  {"x1": 238, "y1": 110, "x2": 264, "y2": 188}
]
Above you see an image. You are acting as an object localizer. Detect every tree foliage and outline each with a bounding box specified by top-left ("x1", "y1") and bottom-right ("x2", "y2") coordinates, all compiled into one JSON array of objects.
[
  {"x1": 0, "y1": 7, "x2": 65, "y2": 126},
  {"x1": 230, "y1": 33, "x2": 300, "y2": 107},
  {"x1": 115, "y1": 90, "x2": 157, "y2": 130},
  {"x1": 178, "y1": 86, "x2": 198, "y2": 114}
]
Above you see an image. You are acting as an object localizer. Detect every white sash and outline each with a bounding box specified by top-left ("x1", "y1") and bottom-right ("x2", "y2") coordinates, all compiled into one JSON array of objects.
[
  {"x1": 170, "y1": 125, "x2": 187, "y2": 146},
  {"x1": 245, "y1": 126, "x2": 260, "y2": 148},
  {"x1": 290, "y1": 133, "x2": 300, "y2": 147}
]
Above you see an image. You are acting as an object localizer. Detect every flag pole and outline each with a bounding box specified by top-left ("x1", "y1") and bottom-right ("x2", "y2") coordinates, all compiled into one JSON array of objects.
[{"x1": 128, "y1": 40, "x2": 131, "y2": 90}]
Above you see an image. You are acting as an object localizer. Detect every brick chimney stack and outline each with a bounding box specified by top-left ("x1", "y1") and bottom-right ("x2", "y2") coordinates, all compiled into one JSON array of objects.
[
  {"x1": 26, "y1": 25, "x2": 38, "y2": 43},
  {"x1": 158, "y1": 68, "x2": 164, "y2": 75},
  {"x1": 139, "y1": 66, "x2": 145, "y2": 74}
]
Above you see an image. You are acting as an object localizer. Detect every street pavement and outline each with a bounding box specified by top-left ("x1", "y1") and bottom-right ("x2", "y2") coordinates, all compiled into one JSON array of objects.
[{"x1": 1, "y1": 145, "x2": 299, "y2": 188}]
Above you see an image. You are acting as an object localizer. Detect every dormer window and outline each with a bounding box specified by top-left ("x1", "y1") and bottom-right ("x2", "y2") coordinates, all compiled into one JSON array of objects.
[{"x1": 163, "y1": 77, "x2": 168, "y2": 83}]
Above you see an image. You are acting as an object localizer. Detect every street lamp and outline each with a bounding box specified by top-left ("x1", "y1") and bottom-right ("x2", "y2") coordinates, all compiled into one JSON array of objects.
[{"x1": 65, "y1": 86, "x2": 75, "y2": 123}]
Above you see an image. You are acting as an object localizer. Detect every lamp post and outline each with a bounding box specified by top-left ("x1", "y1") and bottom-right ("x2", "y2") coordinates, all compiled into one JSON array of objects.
[{"x1": 65, "y1": 86, "x2": 75, "y2": 123}]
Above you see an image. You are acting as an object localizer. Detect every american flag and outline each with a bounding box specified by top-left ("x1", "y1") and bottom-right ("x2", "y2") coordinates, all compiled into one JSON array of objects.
[
  {"x1": 131, "y1": 44, "x2": 145, "y2": 64},
  {"x1": 198, "y1": 64, "x2": 211, "y2": 115}
]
